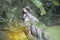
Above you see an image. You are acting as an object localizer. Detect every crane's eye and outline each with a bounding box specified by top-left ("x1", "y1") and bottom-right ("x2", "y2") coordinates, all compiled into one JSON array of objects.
[{"x1": 26, "y1": 8, "x2": 30, "y2": 11}]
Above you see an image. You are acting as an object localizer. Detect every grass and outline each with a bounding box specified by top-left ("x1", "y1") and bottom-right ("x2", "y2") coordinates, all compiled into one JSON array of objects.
[{"x1": 46, "y1": 26, "x2": 60, "y2": 40}]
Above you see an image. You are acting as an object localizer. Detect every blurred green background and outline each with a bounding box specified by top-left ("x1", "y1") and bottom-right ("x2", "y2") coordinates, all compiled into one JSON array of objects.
[
  {"x1": 0, "y1": 0, "x2": 60, "y2": 40},
  {"x1": 46, "y1": 26, "x2": 60, "y2": 40}
]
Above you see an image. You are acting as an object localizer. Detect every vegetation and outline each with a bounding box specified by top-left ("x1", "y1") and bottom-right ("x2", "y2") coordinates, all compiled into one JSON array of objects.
[
  {"x1": 0, "y1": 0, "x2": 60, "y2": 40},
  {"x1": 46, "y1": 26, "x2": 60, "y2": 40}
]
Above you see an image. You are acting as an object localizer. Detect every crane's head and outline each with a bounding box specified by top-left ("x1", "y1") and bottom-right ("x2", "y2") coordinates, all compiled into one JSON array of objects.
[
  {"x1": 21, "y1": 6, "x2": 31, "y2": 20},
  {"x1": 21, "y1": 6, "x2": 30, "y2": 14}
]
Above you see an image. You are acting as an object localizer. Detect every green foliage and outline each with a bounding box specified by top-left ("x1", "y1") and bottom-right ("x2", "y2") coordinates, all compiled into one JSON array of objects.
[
  {"x1": 31, "y1": 0, "x2": 46, "y2": 15},
  {"x1": 50, "y1": 0, "x2": 59, "y2": 6},
  {"x1": 33, "y1": 21, "x2": 46, "y2": 30},
  {"x1": 0, "y1": 0, "x2": 60, "y2": 27}
]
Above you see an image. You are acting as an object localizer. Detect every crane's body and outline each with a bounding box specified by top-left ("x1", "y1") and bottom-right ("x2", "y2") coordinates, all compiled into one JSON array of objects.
[{"x1": 22, "y1": 6, "x2": 49, "y2": 40}]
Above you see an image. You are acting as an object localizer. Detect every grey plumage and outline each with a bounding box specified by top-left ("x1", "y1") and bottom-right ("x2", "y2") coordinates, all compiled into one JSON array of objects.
[{"x1": 22, "y1": 6, "x2": 49, "y2": 40}]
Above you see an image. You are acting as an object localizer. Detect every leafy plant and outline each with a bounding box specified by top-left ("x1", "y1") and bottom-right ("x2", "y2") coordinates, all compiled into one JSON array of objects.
[{"x1": 31, "y1": 0, "x2": 46, "y2": 15}]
